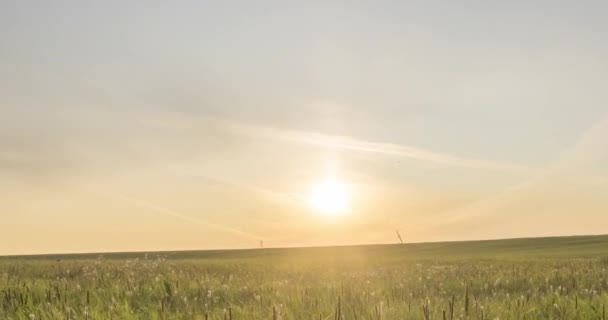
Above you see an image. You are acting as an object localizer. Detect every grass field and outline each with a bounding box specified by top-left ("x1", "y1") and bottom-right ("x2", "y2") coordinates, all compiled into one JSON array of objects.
[{"x1": 2, "y1": 235, "x2": 608, "y2": 319}]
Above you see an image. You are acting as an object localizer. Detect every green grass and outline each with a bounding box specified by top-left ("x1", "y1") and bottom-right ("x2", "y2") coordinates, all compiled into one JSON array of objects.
[{"x1": 2, "y1": 234, "x2": 608, "y2": 319}]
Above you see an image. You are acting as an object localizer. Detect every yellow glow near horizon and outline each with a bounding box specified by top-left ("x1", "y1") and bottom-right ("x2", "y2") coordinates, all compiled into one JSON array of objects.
[{"x1": 309, "y1": 179, "x2": 350, "y2": 216}]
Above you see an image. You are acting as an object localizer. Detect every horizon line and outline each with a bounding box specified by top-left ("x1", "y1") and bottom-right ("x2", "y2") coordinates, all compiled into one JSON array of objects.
[{"x1": 1, "y1": 232, "x2": 605, "y2": 259}]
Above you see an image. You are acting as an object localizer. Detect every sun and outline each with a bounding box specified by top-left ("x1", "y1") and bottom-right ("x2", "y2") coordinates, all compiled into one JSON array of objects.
[{"x1": 309, "y1": 179, "x2": 350, "y2": 216}]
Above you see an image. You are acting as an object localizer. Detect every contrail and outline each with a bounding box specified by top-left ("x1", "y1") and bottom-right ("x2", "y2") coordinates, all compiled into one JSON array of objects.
[
  {"x1": 227, "y1": 121, "x2": 534, "y2": 173},
  {"x1": 423, "y1": 115, "x2": 608, "y2": 224},
  {"x1": 140, "y1": 113, "x2": 533, "y2": 173},
  {"x1": 114, "y1": 194, "x2": 262, "y2": 241}
]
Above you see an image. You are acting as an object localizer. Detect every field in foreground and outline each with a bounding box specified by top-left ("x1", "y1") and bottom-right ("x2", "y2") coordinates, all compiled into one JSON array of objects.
[{"x1": 2, "y1": 235, "x2": 608, "y2": 320}]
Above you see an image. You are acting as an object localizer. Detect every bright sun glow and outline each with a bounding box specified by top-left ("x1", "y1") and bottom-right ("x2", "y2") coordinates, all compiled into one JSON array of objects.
[{"x1": 309, "y1": 179, "x2": 350, "y2": 216}]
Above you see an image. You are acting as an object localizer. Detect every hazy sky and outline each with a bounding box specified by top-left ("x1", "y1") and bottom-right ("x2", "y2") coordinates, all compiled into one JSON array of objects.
[{"x1": 1, "y1": 1, "x2": 607, "y2": 255}]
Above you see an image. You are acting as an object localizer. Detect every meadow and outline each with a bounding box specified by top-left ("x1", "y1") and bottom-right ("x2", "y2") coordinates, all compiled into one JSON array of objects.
[{"x1": 2, "y1": 235, "x2": 608, "y2": 320}]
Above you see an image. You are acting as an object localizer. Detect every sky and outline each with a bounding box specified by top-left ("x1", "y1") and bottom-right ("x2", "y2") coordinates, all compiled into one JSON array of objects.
[{"x1": 1, "y1": 1, "x2": 607, "y2": 255}]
